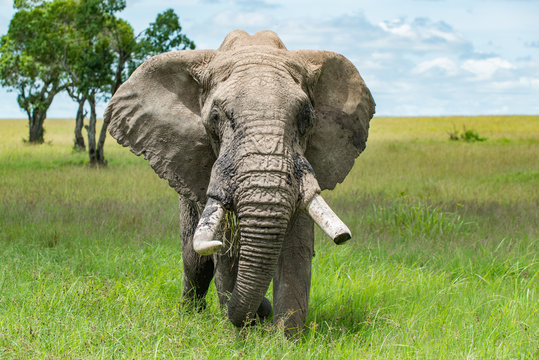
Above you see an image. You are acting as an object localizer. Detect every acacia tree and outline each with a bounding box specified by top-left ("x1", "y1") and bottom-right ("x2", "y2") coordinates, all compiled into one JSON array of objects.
[
  {"x1": 135, "y1": 9, "x2": 196, "y2": 69},
  {"x1": 1, "y1": 0, "x2": 195, "y2": 156},
  {"x1": 0, "y1": 2, "x2": 68, "y2": 143},
  {"x1": 59, "y1": 0, "x2": 120, "y2": 163},
  {"x1": 61, "y1": 3, "x2": 195, "y2": 165},
  {"x1": 92, "y1": 8, "x2": 195, "y2": 164}
]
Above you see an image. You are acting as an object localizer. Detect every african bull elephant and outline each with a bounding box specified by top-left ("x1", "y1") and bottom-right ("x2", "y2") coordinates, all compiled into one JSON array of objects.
[{"x1": 104, "y1": 30, "x2": 375, "y2": 336}]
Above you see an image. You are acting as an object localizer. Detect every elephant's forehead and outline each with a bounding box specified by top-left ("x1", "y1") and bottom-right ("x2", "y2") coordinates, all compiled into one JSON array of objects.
[
  {"x1": 207, "y1": 48, "x2": 308, "y2": 86},
  {"x1": 213, "y1": 48, "x2": 290, "y2": 68},
  {"x1": 212, "y1": 66, "x2": 305, "y2": 104}
]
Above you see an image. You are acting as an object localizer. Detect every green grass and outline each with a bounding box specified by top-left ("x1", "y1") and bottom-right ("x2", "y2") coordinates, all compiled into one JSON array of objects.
[{"x1": 0, "y1": 116, "x2": 538, "y2": 359}]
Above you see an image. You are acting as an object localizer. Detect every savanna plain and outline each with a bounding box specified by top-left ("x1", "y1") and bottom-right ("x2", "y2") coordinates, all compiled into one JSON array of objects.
[{"x1": 0, "y1": 116, "x2": 537, "y2": 359}]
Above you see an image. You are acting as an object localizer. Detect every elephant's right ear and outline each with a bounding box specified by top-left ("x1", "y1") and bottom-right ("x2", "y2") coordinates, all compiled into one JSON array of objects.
[
  {"x1": 105, "y1": 50, "x2": 217, "y2": 203},
  {"x1": 293, "y1": 50, "x2": 375, "y2": 191}
]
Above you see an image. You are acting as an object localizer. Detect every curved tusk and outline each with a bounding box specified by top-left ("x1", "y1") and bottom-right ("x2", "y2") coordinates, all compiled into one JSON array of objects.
[
  {"x1": 306, "y1": 194, "x2": 351, "y2": 245},
  {"x1": 193, "y1": 198, "x2": 225, "y2": 255}
]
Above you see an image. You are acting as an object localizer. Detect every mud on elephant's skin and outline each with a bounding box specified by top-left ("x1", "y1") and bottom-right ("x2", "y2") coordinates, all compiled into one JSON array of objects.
[{"x1": 104, "y1": 30, "x2": 375, "y2": 337}]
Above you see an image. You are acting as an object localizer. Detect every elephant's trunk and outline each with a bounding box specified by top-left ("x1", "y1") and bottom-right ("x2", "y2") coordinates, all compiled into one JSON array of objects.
[
  {"x1": 192, "y1": 116, "x2": 352, "y2": 327},
  {"x1": 227, "y1": 171, "x2": 295, "y2": 327}
]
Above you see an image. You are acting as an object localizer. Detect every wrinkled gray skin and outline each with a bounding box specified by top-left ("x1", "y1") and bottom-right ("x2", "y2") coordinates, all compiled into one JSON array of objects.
[{"x1": 105, "y1": 30, "x2": 375, "y2": 336}]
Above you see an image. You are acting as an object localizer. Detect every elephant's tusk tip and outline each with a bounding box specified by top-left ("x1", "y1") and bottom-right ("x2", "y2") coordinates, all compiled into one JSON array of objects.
[
  {"x1": 193, "y1": 240, "x2": 223, "y2": 255},
  {"x1": 333, "y1": 231, "x2": 351, "y2": 245},
  {"x1": 306, "y1": 194, "x2": 352, "y2": 245}
]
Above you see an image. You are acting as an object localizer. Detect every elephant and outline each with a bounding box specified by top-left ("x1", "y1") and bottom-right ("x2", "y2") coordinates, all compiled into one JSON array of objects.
[{"x1": 104, "y1": 30, "x2": 375, "y2": 336}]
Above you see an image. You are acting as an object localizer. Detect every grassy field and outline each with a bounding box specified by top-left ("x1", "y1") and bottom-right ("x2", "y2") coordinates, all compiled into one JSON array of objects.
[{"x1": 0, "y1": 116, "x2": 537, "y2": 359}]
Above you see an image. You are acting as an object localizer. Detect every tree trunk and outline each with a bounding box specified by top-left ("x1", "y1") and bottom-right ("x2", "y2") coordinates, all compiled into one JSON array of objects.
[
  {"x1": 89, "y1": 56, "x2": 125, "y2": 165},
  {"x1": 86, "y1": 95, "x2": 97, "y2": 166},
  {"x1": 113, "y1": 51, "x2": 126, "y2": 95},
  {"x1": 28, "y1": 110, "x2": 46, "y2": 144},
  {"x1": 95, "y1": 119, "x2": 108, "y2": 166},
  {"x1": 20, "y1": 78, "x2": 63, "y2": 144},
  {"x1": 74, "y1": 99, "x2": 86, "y2": 151}
]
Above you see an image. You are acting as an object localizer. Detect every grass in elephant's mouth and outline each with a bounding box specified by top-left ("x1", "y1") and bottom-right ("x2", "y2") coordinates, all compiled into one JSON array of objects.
[
  {"x1": 0, "y1": 116, "x2": 538, "y2": 359},
  {"x1": 222, "y1": 210, "x2": 241, "y2": 258}
]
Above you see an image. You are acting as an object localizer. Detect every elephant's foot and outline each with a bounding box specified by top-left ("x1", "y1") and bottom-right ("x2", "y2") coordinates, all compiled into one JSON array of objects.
[
  {"x1": 180, "y1": 265, "x2": 213, "y2": 313},
  {"x1": 274, "y1": 309, "x2": 306, "y2": 339},
  {"x1": 256, "y1": 297, "x2": 272, "y2": 320},
  {"x1": 179, "y1": 291, "x2": 207, "y2": 312}
]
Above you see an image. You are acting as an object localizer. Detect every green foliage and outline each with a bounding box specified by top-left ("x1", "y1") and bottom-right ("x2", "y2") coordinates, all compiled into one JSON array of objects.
[
  {"x1": 116, "y1": 8, "x2": 196, "y2": 89},
  {"x1": 448, "y1": 125, "x2": 487, "y2": 142},
  {"x1": 0, "y1": 4, "x2": 65, "y2": 94},
  {"x1": 1, "y1": 117, "x2": 536, "y2": 358},
  {"x1": 138, "y1": 9, "x2": 195, "y2": 56},
  {"x1": 60, "y1": 0, "x2": 125, "y2": 99},
  {"x1": 0, "y1": 1, "x2": 72, "y2": 142},
  {"x1": 13, "y1": 0, "x2": 44, "y2": 10}
]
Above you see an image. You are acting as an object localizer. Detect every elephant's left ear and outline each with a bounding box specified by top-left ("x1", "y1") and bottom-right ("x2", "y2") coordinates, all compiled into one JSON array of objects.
[
  {"x1": 104, "y1": 50, "x2": 217, "y2": 204},
  {"x1": 292, "y1": 50, "x2": 375, "y2": 190}
]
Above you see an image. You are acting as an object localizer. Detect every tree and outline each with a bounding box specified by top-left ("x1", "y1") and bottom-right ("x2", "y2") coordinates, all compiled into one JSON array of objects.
[
  {"x1": 105, "y1": 9, "x2": 195, "y2": 96},
  {"x1": 59, "y1": 3, "x2": 194, "y2": 165},
  {"x1": 0, "y1": 2, "x2": 69, "y2": 143},
  {"x1": 92, "y1": 8, "x2": 195, "y2": 164},
  {"x1": 137, "y1": 9, "x2": 195, "y2": 61},
  {"x1": 0, "y1": 1, "x2": 195, "y2": 156},
  {"x1": 52, "y1": 0, "x2": 89, "y2": 151},
  {"x1": 58, "y1": 0, "x2": 120, "y2": 161}
]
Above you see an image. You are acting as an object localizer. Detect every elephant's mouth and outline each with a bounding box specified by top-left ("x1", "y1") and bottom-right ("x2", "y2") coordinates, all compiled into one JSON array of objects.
[{"x1": 192, "y1": 193, "x2": 350, "y2": 256}]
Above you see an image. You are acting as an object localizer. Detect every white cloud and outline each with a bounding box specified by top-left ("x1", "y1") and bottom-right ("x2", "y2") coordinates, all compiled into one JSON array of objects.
[
  {"x1": 377, "y1": 17, "x2": 468, "y2": 54},
  {"x1": 413, "y1": 57, "x2": 459, "y2": 76},
  {"x1": 379, "y1": 20, "x2": 414, "y2": 38},
  {"x1": 461, "y1": 57, "x2": 514, "y2": 80}
]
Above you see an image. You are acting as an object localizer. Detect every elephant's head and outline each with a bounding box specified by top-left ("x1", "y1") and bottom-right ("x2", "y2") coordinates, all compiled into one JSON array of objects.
[{"x1": 104, "y1": 30, "x2": 375, "y2": 327}]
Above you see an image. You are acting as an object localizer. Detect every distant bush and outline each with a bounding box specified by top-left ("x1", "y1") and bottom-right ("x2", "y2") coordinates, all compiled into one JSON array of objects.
[{"x1": 449, "y1": 126, "x2": 487, "y2": 142}]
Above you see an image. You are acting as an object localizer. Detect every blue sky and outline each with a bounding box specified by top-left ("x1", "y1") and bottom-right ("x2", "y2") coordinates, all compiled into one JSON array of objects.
[{"x1": 1, "y1": 0, "x2": 538, "y2": 117}]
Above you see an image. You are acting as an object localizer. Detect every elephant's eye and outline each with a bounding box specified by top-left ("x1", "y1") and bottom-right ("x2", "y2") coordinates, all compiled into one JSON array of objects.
[
  {"x1": 210, "y1": 109, "x2": 220, "y2": 124},
  {"x1": 205, "y1": 108, "x2": 222, "y2": 144},
  {"x1": 297, "y1": 104, "x2": 314, "y2": 137}
]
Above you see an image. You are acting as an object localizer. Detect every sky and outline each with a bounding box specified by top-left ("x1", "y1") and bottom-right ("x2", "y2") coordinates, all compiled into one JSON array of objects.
[{"x1": 0, "y1": 0, "x2": 538, "y2": 118}]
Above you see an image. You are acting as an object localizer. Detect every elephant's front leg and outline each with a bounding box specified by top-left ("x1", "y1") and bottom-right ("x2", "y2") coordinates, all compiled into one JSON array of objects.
[
  {"x1": 178, "y1": 195, "x2": 215, "y2": 310},
  {"x1": 273, "y1": 211, "x2": 314, "y2": 336}
]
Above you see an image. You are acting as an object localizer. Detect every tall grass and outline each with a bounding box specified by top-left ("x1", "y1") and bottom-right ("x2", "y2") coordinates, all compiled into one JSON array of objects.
[{"x1": 0, "y1": 116, "x2": 537, "y2": 358}]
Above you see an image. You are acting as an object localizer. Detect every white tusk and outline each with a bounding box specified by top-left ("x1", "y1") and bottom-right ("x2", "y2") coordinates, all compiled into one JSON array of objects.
[
  {"x1": 306, "y1": 194, "x2": 351, "y2": 244},
  {"x1": 193, "y1": 198, "x2": 225, "y2": 255}
]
